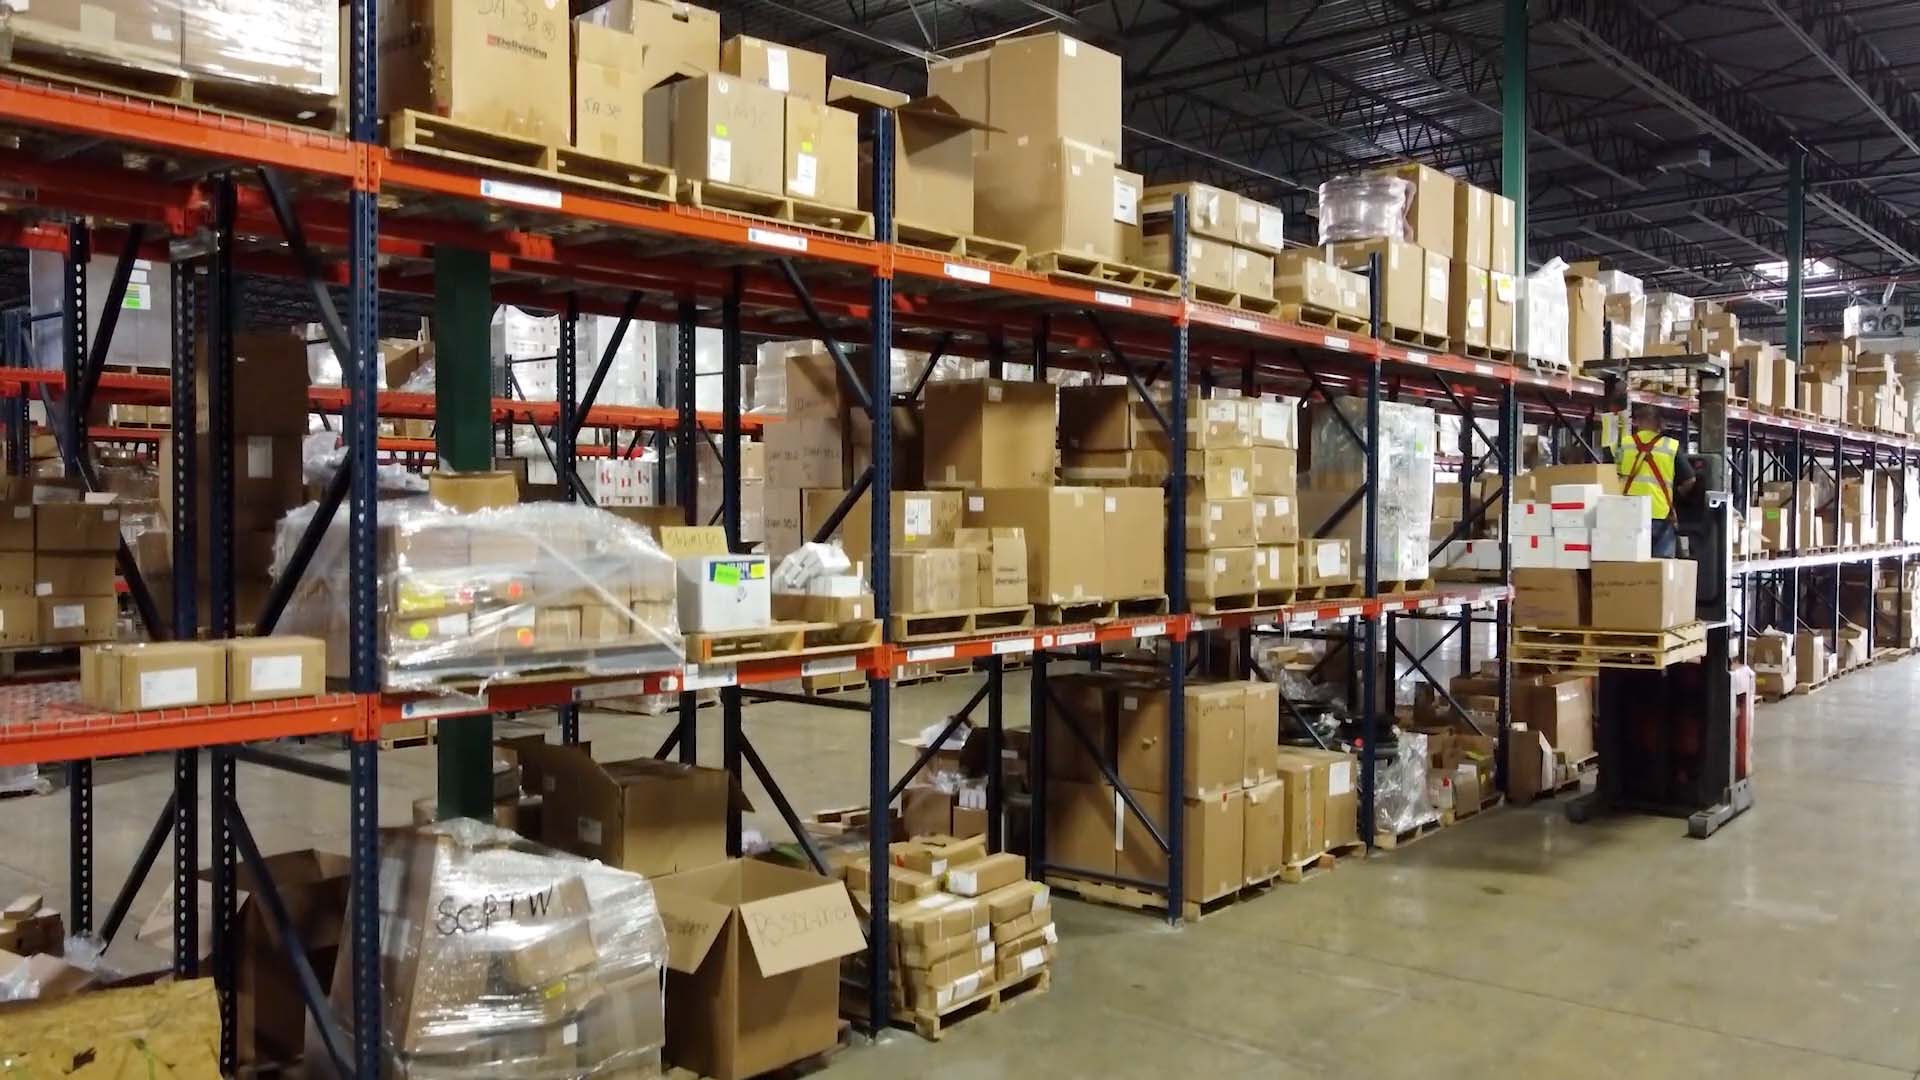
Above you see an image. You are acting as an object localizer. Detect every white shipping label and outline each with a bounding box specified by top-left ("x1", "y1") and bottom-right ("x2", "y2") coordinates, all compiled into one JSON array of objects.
[
  {"x1": 1428, "y1": 265, "x2": 1447, "y2": 301},
  {"x1": 122, "y1": 282, "x2": 151, "y2": 311},
  {"x1": 1258, "y1": 207, "x2": 1285, "y2": 248},
  {"x1": 1268, "y1": 548, "x2": 1280, "y2": 574},
  {"x1": 968, "y1": 496, "x2": 985, "y2": 512},
  {"x1": 562, "y1": 1024, "x2": 579, "y2": 1046},
  {"x1": 1207, "y1": 400, "x2": 1236, "y2": 422},
  {"x1": 1318, "y1": 543, "x2": 1344, "y2": 577},
  {"x1": 1113, "y1": 791, "x2": 1125, "y2": 849},
  {"x1": 948, "y1": 869, "x2": 977, "y2": 893},
  {"x1": 1211, "y1": 504, "x2": 1223, "y2": 520},
  {"x1": 1063, "y1": 36, "x2": 1078, "y2": 56},
  {"x1": 249, "y1": 655, "x2": 305, "y2": 693},
  {"x1": 1043, "y1": 922, "x2": 1059, "y2": 944},
  {"x1": 988, "y1": 385, "x2": 1003, "y2": 402},
  {"x1": 904, "y1": 496, "x2": 933, "y2": 538},
  {"x1": 1468, "y1": 298, "x2": 1485, "y2": 329},
  {"x1": 1230, "y1": 467, "x2": 1248, "y2": 497},
  {"x1": 1329, "y1": 761, "x2": 1353, "y2": 796},
  {"x1": 1112, "y1": 177, "x2": 1138, "y2": 225},
  {"x1": 1276, "y1": 495, "x2": 1291, "y2": 514},
  {"x1": 577, "y1": 816, "x2": 605, "y2": 846},
  {"x1": 791, "y1": 152, "x2": 817, "y2": 197},
  {"x1": 1021, "y1": 947, "x2": 1045, "y2": 973},
  {"x1": 246, "y1": 436, "x2": 273, "y2": 479},
  {"x1": 52, "y1": 603, "x2": 84, "y2": 629},
  {"x1": 767, "y1": 47, "x2": 790, "y2": 92},
  {"x1": 34, "y1": 584, "x2": 50, "y2": 597},
  {"x1": 708, "y1": 137, "x2": 732, "y2": 183},
  {"x1": 1105, "y1": 496, "x2": 1118, "y2": 513},
  {"x1": 1214, "y1": 556, "x2": 1227, "y2": 572},
  {"x1": 138, "y1": 667, "x2": 199, "y2": 708}
]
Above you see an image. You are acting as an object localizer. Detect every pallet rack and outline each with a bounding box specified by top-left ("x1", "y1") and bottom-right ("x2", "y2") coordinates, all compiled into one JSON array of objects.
[{"x1": 0, "y1": 8, "x2": 1915, "y2": 1074}]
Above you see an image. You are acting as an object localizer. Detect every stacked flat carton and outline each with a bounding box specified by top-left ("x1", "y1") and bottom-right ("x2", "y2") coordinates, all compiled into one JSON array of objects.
[
  {"x1": 1136, "y1": 182, "x2": 1288, "y2": 300},
  {"x1": 1045, "y1": 676, "x2": 1351, "y2": 900}
]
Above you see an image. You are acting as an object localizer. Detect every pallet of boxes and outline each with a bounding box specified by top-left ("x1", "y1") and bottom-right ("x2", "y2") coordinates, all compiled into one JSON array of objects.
[
  {"x1": 1510, "y1": 476, "x2": 1702, "y2": 800},
  {"x1": 1060, "y1": 387, "x2": 1295, "y2": 613},
  {"x1": 1299, "y1": 397, "x2": 1433, "y2": 594},
  {"x1": 845, "y1": 837, "x2": 1054, "y2": 1039}
]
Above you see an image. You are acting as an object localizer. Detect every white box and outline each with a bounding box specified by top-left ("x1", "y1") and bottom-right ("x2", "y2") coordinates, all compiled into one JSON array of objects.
[
  {"x1": 1553, "y1": 527, "x2": 1591, "y2": 570},
  {"x1": 1591, "y1": 527, "x2": 1652, "y2": 562},
  {"x1": 1256, "y1": 398, "x2": 1298, "y2": 448},
  {"x1": 1467, "y1": 540, "x2": 1500, "y2": 570},
  {"x1": 1548, "y1": 483, "x2": 1604, "y2": 528},
  {"x1": 1512, "y1": 535, "x2": 1555, "y2": 569},
  {"x1": 1436, "y1": 540, "x2": 1467, "y2": 570},
  {"x1": 1593, "y1": 493, "x2": 1652, "y2": 531},
  {"x1": 676, "y1": 554, "x2": 772, "y2": 632},
  {"x1": 1510, "y1": 501, "x2": 1552, "y2": 536}
]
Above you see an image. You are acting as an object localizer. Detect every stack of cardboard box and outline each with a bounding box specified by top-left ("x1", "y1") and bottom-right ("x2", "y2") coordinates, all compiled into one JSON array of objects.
[
  {"x1": 1748, "y1": 629, "x2": 1794, "y2": 698},
  {"x1": 1875, "y1": 564, "x2": 1920, "y2": 650},
  {"x1": 1567, "y1": 262, "x2": 1647, "y2": 364},
  {"x1": 81, "y1": 637, "x2": 325, "y2": 712},
  {"x1": 1735, "y1": 340, "x2": 1797, "y2": 413},
  {"x1": 17, "y1": 502, "x2": 120, "y2": 646},
  {"x1": 1135, "y1": 182, "x2": 1287, "y2": 299},
  {"x1": 1800, "y1": 340, "x2": 1851, "y2": 421},
  {"x1": 1848, "y1": 352, "x2": 1905, "y2": 433},
  {"x1": 1444, "y1": 177, "x2": 1517, "y2": 358}
]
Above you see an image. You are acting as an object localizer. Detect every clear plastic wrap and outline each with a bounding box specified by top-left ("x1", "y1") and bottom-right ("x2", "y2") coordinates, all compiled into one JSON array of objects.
[
  {"x1": 1605, "y1": 291, "x2": 1647, "y2": 358},
  {"x1": 181, "y1": 0, "x2": 340, "y2": 95},
  {"x1": 0, "y1": 764, "x2": 46, "y2": 797},
  {"x1": 1375, "y1": 729, "x2": 1438, "y2": 835},
  {"x1": 1307, "y1": 398, "x2": 1436, "y2": 582},
  {"x1": 338, "y1": 819, "x2": 668, "y2": 1079},
  {"x1": 273, "y1": 499, "x2": 681, "y2": 690},
  {"x1": 1316, "y1": 174, "x2": 1413, "y2": 244},
  {"x1": 1526, "y1": 258, "x2": 1570, "y2": 369},
  {"x1": 1647, "y1": 292, "x2": 1695, "y2": 345}
]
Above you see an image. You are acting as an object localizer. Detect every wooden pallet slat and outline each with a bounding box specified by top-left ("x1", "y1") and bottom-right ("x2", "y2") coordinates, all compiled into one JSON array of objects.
[
  {"x1": 1513, "y1": 621, "x2": 1709, "y2": 670},
  {"x1": 1190, "y1": 593, "x2": 1260, "y2": 615},
  {"x1": 679, "y1": 178, "x2": 874, "y2": 237},
  {"x1": 1028, "y1": 251, "x2": 1181, "y2": 296},
  {"x1": 544, "y1": 144, "x2": 676, "y2": 201},
  {"x1": 890, "y1": 604, "x2": 1036, "y2": 642},
  {"x1": 894, "y1": 221, "x2": 1028, "y2": 267},
  {"x1": 1383, "y1": 323, "x2": 1448, "y2": 350},
  {"x1": 1373, "y1": 816, "x2": 1444, "y2": 851},
  {"x1": 389, "y1": 109, "x2": 680, "y2": 205},
  {"x1": 1192, "y1": 284, "x2": 1284, "y2": 314},
  {"x1": 1277, "y1": 303, "x2": 1369, "y2": 333},
  {"x1": 1034, "y1": 599, "x2": 1119, "y2": 625}
]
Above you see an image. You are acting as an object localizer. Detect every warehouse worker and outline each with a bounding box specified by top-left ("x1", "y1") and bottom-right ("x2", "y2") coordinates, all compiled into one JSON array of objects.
[{"x1": 1608, "y1": 401, "x2": 1696, "y2": 557}]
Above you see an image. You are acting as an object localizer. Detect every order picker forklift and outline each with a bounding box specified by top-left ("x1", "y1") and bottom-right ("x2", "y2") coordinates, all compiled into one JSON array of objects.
[{"x1": 1565, "y1": 354, "x2": 1753, "y2": 838}]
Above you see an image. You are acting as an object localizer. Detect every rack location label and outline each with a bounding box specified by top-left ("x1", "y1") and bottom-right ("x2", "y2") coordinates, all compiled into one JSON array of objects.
[
  {"x1": 480, "y1": 179, "x2": 561, "y2": 209},
  {"x1": 748, "y1": 227, "x2": 808, "y2": 252}
]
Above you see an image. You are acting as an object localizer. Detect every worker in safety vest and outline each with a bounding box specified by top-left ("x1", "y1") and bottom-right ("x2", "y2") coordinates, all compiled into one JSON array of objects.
[{"x1": 1607, "y1": 401, "x2": 1695, "y2": 557}]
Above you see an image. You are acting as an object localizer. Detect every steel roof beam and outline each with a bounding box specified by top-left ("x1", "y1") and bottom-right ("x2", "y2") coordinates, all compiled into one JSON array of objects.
[{"x1": 1757, "y1": 0, "x2": 1920, "y2": 162}]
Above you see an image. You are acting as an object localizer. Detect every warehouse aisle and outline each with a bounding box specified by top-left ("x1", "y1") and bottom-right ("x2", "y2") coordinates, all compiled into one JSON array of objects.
[{"x1": 0, "y1": 661, "x2": 1916, "y2": 1078}]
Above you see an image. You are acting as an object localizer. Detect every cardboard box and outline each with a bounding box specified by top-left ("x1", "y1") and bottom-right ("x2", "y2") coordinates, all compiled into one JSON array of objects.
[
  {"x1": 926, "y1": 50, "x2": 990, "y2": 151},
  {"x1": 1518, "y1": 674, "x2": 1594, "y2": 761},
  {"x1": 944, "y1": 852, "x2": 1024, "y2": 896},
  {"x1": 1590, "y1": 559, "x2": 1697, "y2": 631},
  {"x1": 0, "y1": 504, "x2": 32, "y2": 552},
  {"x1": 1142, "y1": 182, "x2": 1240, "y2": 243},
  {"x1": 1449, "y1": 264, "x2": 1488, "y2": 349},
  {"x1": 645, "y1": 74, "x2": 785, "y2": 195},
  {"x1": 1272, "y1": 756, "x2": 1318, "y2": 862},
  {"x1": 963, "y1": 488, "x2": 1105, "y2": 604},
  {"x1": 1377, "y1": 162, "x2": 1456, "y2": 255},
  {"x1": 1274, "y1": 252, "x2": 1368, "y2": 319},
  {"x1": 846, "y1": 858, "x2": 938, "y2": 902},
  {"x1": 1513, "y1": 568, "x2": 1588, "y2": 627},
  {"x1": 1255, "y1": 544, "x2": 1297, "y2": 591},
  {"x1": 1491, "y1": 193, "x2": 1516, "y2": 273},
  {"x1": 1045, "y1": 780, "x2": 1117, "y2": 876},
  {"x1": 1453, "y1": 183, "x2": 1491, "y2": 269},
  {"x1": 1283, "y1": 747, "x2": 1357, "y2": 849},
  {"x1": 1489, "y1": 270, "x2": 1517, "y2": 352},
  {"x1": 1114, "y1": 167, "x2": 1145, "y2": 262},
  {"x1": 1101, "y1": 489, "x2": 1164, "y2": 599},
  {"x1": 922, "y1": 379, "x2": 1057, "y2": 489},
  {"x1": 1138, "y1": 232, "x2": 1236, "y2": 292},
  {"x1": 720, "y1": 34, "x2": 826, "y2": 100},
  {"x1": 763, "y1": 416, "x2": 846, "y2": 488},
  {"x1": 654, "y1": 860, "x2": 865, "y2": 1080},
  {"x1": 1232, "y1": 246, "x2": 1274, "y2": 298},
  {"x1": 226, "y1": 636, "x2": 326, "y2": 703},
  {"x1": 1567, "y1": 275, "x2": 1606, "y2": 369},
  {"x1": 1326, "y1": 239, "x2": 1425, "y2": 336},
  {"x1": 33, "y1": 554, "x2": 116, "y2": 598},
  {"x1": 1254, "y1": 495, "x2": 1299, "y2": 544},
  {"x1": 890, "y1": 548, "x2": 966, "y2": 613},
  {"x1": 520, "y1": 744, "x2": 737, "y2": 877},
  {"x1": 583, "y1": 0, "x2": 721, "y2": 89},
  {"x1": 1297, "y1": 538, "x2": 1351, "y2": 586},
  {"x1": 1235, "y1": 198, "x2": 1286, "y2": 256},
  {"x1": 1120, "y1": 788, "x2": 1244, "y2": 903},
  {"x1": 1241, "y1": 681, "x2": 1279, "y2": 786},
  {"x1": 378, "y1": 0, "x2": 570, "y2": 144},
  {"x1": 0, "y1": 596, "x2": 36, "y2": 646},
  {"x1": 1252, "y1": 446, "x2": 1296, "y2": 497},
  {"x1": 1242, "y1": 779, "x2": 1286, "y2": 883},
  {"x1": 572, "y1": 22, "x2": 648, "y2": 165},
  {"x1": 1186, "y1": 547, "x2": 1257, "y2": 599},
  {"x1": 986, "y1": 32, "x2": 1121, "y2": 154},
  {"x1": 802, "y1": 488, "x2": 960, "y2": 564},
  {"x1": 954, "y1": 527, "x2": 1028, "y2": 607},
  {"x1": 1114, "y1": 680, "x2": 1245, "y2": 797},
  {"x1": 39, "y1": 596, "x2": 114, "y2": 644},
  {"x1": 81, "y1": 642, "x2": 226, "y2": 712},
  {"x1": 1059, "y1": 385, "x2": 1139, "y2": 451},
  {"x1": 1795, "y1": 631, "x2": 1829, "y2": 687},
  {"x1": 975, "y1": 137, "x2": 1118, "y2": 259},
  {"x1": 1186, "y1": 497, "x2": 1255, "y2": 549},
  {"x1": 783, "y1": 98, "x2": 859, "y2": 209},
  {"x1": 34, "y1": 502, "x2": 120, "y2": 552},
  {"x1": 848, "y1": 89, "x2": 987, "y2": 235}
]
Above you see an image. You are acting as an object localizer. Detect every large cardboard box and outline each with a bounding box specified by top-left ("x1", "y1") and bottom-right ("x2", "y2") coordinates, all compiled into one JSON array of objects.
[
  {"x1": 963, "y1": 488, "x2": 1105, "y2": 604},
  {"x1": 1113, "y1": 680, "x2": 1245, "y2": 797},
  {"x1": 34, "y1": 502, "x2": 120, "y2": 552},
  {"x1": 831, "y1": 80, "x2": 985, "y2": 235},
  {"x1": 654, "y1": 859, "x2": 865, "y2": 1080},
  {"x1": 801, "y1": 488, "x2": 960, "y2": 565},
  {"x1": 783, "y1": 98, "x2": 859, "y2": 209},
  {"x1": 82, "y1": 642, "x2": 228, "y2": 711},
  {"x1": 1045, "y1": 780, "x2": 1116, "y2": 876},
  {"x1": 926, "y1": 50, "x2": 990, "y2": 151},
  {"x1": 1186, "y1": 497, "x2": 1255, "y2": 549},
  {"x1": 1567, "y1": 275, "x2": 1606, "y2": 369},
  {"x1": 1490, "y1": 193, "x2": 1516, "y2": 273},
  {"x1": 0, "y1": 504, "x2": 31, "y2": 552},
  {"x1": 1232, "y1": 247, "x2": 1275, "y2": 298},
  {"x1": 1590, "y1": 559, "x2": 1697, "y2": 630},
  {"x1": 1450, "y1": 265, "x2": 1488, "y2": 349},
  {"x1": 645, "y1": 74, "x2": 784, "y2": 194},
  {"x1": 1453, "y1": 183, "x2": 1491, "y2": 269},
  {"x1": 1242, "y1": 681, "x2": 1279, "y2": 786},
  {"x1": 1139, "y1": 234, "x2": 1235, "y2": 292},
  {"x1": 763, "y1": 416, "x2": 846, "y2": 488},
  {"x1": 1513, "y1": 568, "x2": 1588, "y2": 627},
  {"x1": 1326, "y1": 239, "x2": 1424, "y2": 335},
  {"x1": 1377, "y1": 162, "x2": 1456, "y2": 255},
  {"x1": 1102, "y1": 488, "x2": 1165, "y2": 599},
  {"x1": 583, "y1": 0, "x2": 721, "y2": 89},
  {"x1": 890, "y1": 548, "x2": 966, "y2": 613},
  {"x1": 922, "y1": 379, "x2": 1056, "y2": 489},
  {"x1": 0, "y1": 596, "x2": 36, "y2": 646},
  {"x1": 1120, "y1": 788, "x2": 1244, "y2": 903},
  {"x1": 720, "y1": 35, "x2": 826, "y2": 100},
  {"x1": 520, "y1": 745, "x2": 736, "y2": 877},
  {"x1": 1186, "y1": 547, "x2": 1257, "y2": 599},
  {"x1": 986, "y1": 33, "x2": 1120, "y2": 154},
  {"x1": 227, "y1": 636, "x2": 326, "y2": 703},
  {"x1": 975, "y1": 137, "x2": 1118, "y2": 259},
  {"x1": 40, "y1": 597, "x2": 116, "y2": 644},
  {"x1": 1141, "y1": 182, "x2": 1240, "y2": 243},
  {"x1": 8, "y1": 0, "x2": 180, "y2": 64},
  {"x1": 1272, "y1": 756, "x2": 1319, "y2": 862},
  {"x1": 1517, "y1": 673, "x2": 1594, "y2": 761},
  {"x1": 1282, "y1": 747, "x2": 1357, "y2": 849},
  {"x1": 573, "y1": 23, "x2": 647, "y2": 165},
  {"x1": 1059, "y1": 385, "x2": 1139, "y2": 451},
  {"x1": 378, "y1": 0, "x2": 571, "y2": 144},
  {"x1": 954, "y1": 527, "x2": 1028, "y2": 607},
  {"x1": 204, "y1": 331, "x2": 312, "y2": 436},
  {"x1": 1242, "y1": 780, "x2": 1285, "y2": 884},
  {"x1": 34, "y1": 554, "x2": 116, "y2": 597},
  {"x1": 1274, "y1": 252, "x2": 1368, "y2": 319}
]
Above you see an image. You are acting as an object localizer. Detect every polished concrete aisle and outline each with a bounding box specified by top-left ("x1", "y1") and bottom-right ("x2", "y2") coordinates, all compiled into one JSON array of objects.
[{"x1": 0, "y1": 658, "x2": 1916, "y2": 1078}]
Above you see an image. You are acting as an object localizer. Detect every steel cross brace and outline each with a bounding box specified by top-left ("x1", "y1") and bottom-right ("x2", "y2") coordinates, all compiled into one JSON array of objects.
[
  {"x1": 564, "y1": 292, "x2": 642, "y2": 444},
  {"x1": 887, "y1": 682, "x2": 990, "y2": 804},
  {"x1": 97, "y1": 791, "x2": 176, "y2": 947},
  {"x1": 257, "y1": 167, "x2": 350, "y2": 366},
  {"x1": 776, "y1": 258, "x2": 874, "y2": 417},
  {"x1": 74, "y1": 225, "x2": 147, "y2": 421},
  {"x1": 739, "y1": 733, "x2": 829, "y2": 876},
  {"x1": 1044, "y1": 683, "x2": 1170, "y2": 857},
  {"x1": 1532, "y1": 386, "x2": 1600, "y2": 461},
  {"x1": 1085, "y1": 310, "x2": 1171, "y2": 435},
  {"x1": 902, "y1": 331, "x2": 953, "y2": 405},
  {"x1": 1390, "y1": 634, "x2": 1485, "y2": 735},
  {"x1": 258, "y1": 452, "x2": 352, "y2": 634}
]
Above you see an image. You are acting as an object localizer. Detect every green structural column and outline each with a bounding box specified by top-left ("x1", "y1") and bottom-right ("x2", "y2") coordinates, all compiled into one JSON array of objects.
[
  {"x1": 434, "y1": 245, "x2": 496, "y2": 821},
  {"x1": 1786, "y1": 149, "x2": 1805, "y2": 363},
  {"x1": 1503, "y1": 0, "x2": 1528, "y2": 279}
]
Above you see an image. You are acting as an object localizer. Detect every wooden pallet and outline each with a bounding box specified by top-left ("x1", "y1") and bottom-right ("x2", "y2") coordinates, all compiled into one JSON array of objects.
[
  {"x1": 891, "y1": 604, "x2": 1035, "y2": 642},
  {"x1": 1373, "y1": 816, "x2": 1444, "y2": 851},
  {"x1": 1377, "y1": 578, "x2": 1437, "y2": 594},
  {"x1": 1035, "y1": 599, "x2": 1119, "y2": 625},
  {"x1": 1193, "y1": 284, "x2": 1283, "y2": 314},
  {"x1": 666, "y1": 1021, "x2": 851, "y2": 1079},
  {"x1": 1046, "y1": 871, "x2": 1266, "y2": 922},
  {"x1": 1190, "y1": 593, "x2": 1260, "y2": 615},
  {"x1": 1383, "y1": 324, "x2": 1448, "y2": 349},
  {"x1": 1108, "y1": 595, "x2": 1171, "y2": 619},
  {"x1": 1292, "y1": 582, "x2": 1364, "y2": 601},
  {"x1": 885, "y1": 966, "x2": 1051, "y2": 1042},
  {"x1": 1524, "y1": 354, "x2": 1574, "y2": 376},
  {"x1": 1277, "y1": 850, "x2": 1339, "y2": 884},
  {"x1": 1450, "y1": 790, "x2": 1505, "y2": 821},
  {"x1": 679, "y1": 178, "x2": 875, "y2": 237},
  {"x1": 682, "y1": 619, "x2": 882, "y2": 664},
  {"x1": 894, "y1": 221, "x2": 1028, "y2": 266},
  {"x1": 389, "y1": 110, "x2": 675, "y2": 203},
  {"x1": 1514, "y1": 753, "x2": 1598, "y2": 803},
  {"x1": 0, "y1": 25, "x2": 342, "y2": 129},
  {"x1": 1513, "y1": 622, "x2": 1708, "y2": 671},
  {"x1": 1278, "y1": 303, "x2": 1368, "y2": 333},
  {"x1": 1433, "y1": 569, "x2": 1506, "y2": 584},
  {"x1": 1028, "y1": 251, "x2": 1181, "y2": 296}
]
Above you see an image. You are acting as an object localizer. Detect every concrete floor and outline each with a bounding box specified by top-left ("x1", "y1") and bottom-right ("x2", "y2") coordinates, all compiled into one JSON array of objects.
[{"x1": 3, "y1": 659, "x2": 1918, "y2": 1078}]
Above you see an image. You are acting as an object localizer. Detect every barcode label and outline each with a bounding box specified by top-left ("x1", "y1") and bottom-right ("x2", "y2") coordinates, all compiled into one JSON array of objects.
[
  {"x1": 802, "y1": 655, "x2": 859, "y2": 676},
  {"x1": 1094, "y1": 290, "x2": 1133, "y2": 308},
  {"x1": 480, "y1": 178, "x2": 561, "y2": 208},
  {"x1": 944, "y1": 262, "x2": 991, "y2": 284},
  {"x1": 992, "y1": 637, "x2": 1034, "y2": 655},
  {"x1": 907, "y1": 644, "x2": 956, "y2": 662},
  {"x1": 1325, "y1": 335, "x2": 1350, "y2": 351},
  {"x1": 748, "y1": 227, "x2": 808, "y2": 252}
]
